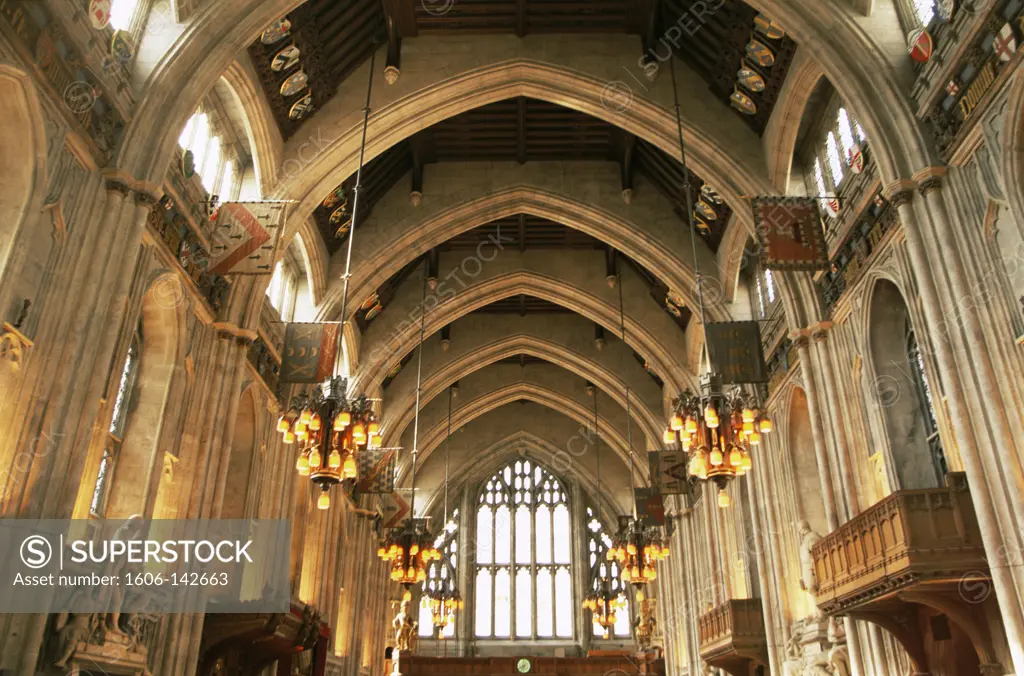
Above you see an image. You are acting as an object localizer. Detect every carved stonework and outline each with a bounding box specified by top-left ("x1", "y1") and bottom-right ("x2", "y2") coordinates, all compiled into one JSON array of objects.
[{"x1": 0, "y1": 322, "x2": 33, "y2": 372}]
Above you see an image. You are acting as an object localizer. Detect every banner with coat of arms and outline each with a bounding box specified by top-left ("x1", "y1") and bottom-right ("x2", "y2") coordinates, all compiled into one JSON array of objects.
[
  {"x1": 635, "y1": 487, "x2": 666, "y2": 527},
  {"x1": 355, "y1": 447, "x2": 398, "y2": 494},
  {"x1": 648, "y1": 451, "x2": 691, "y2": 495},
  {"x1": 280, "y1": 323, "x2": 340, "y2": 383},
  {"x1": 752, "y1": 196, "x2": 830, "y2": 271},
  {"x1": 207, "y1": 201, "x2": 287, "y2": 275}
]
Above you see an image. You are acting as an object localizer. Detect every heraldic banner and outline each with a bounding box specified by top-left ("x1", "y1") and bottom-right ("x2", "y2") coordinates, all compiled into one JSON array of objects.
[
  {"x1": 635, "y1": 487, "x2": 666, "y2": 527},
  {"x1": 355, "y1": 447, "x2": 398, "y2": 495},
  {"x1": 207, "y1": 201, "x2": 287, "y2": 275},
  {"x1": 280, "y1": 323, "x2": 339, "y2": 383},
  {"x1": 752, "y1": 196, "x2": 829, "y2": 271},
  {"x1": 649, "y1": 451, "x2": 691, "y2": 495},
  {"x1": 705, "y1": 320, "x2": 768, "y2": 384}
]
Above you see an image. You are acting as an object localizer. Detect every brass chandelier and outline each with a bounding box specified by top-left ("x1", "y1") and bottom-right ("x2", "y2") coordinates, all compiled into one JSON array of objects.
[
  {"x1": 276, "y1": 51, "x2": 382, "y2": 511},
  {"x1": 608, "y1": 270, "x2": 669, "y2": 588},
  {"x1": 664, "y1": 377, "x2": 771, "y2": 508},
  {"x1": 378, "y1": 262, "x2": 439, "y2": 587},
  {"x1": 424, "y1": 385, "x2": 463, "y2": 633},
  {"x1": 278, "y1": 377, "x2": 380, "y2": 510},
  {"x1": 582, "y1": 388, "x2": 629, "y2": 636},
  {"x1": 660, "y1": 57, "x2": 772, "y2": 509}
]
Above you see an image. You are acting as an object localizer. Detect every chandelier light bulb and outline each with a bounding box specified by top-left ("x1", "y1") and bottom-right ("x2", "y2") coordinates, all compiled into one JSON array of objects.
[
  {"x1": 317, "y1": 490, "x2": 331, "y2": 510},
  {"x1": 663, "y1": 428, "x2": 676, "y2": 444},
  {"x1": 742, "y1": 421, "x2": 755, "y2": 434},
  {"x1": 328, "y1": 449, "x2": 341, "y2": 469},
  {"x1": 352, "y1": 423, "x2": 366, "y2": 442},
  {"x1": 296, "y1": 452, "x2": 310, "y2": 474},
  {"x1": 685, "y1": 417, "x2": 698, "y2": 434},
  {"x1": 742, "y1": 408, "x2": 755, "y2": 423},
  {"x1": 749, "y1": 431, "x2": 761, "y2": 445},
  {"x1": 670, "y1": 414, "x2": 683, "y2": 431},
  {"x1": 730, "y1": 448, "x2": 742, "y2": 467},
  {"x1": 309, "y1": 413, "x2": 322, "y2": 431},
  {"x1": 741, "y1": 454, "x2": 753, "y2": 472},
  {"x1": 309, "y1": 447, "x2": 321, "y2": 468},
  {"x1": 368, "y1": 421, "x2": 380, "y2": 435},
  {"x1": 300, "y1": 409, "x2": 313, "y2": 425},
  {"x1": 343, "y1": 454, "x2": 357, "y2": 478},
  {"x1": 718, "y1": 489, "x2": 731, "y2": 508},
  {"x1": 277, "y1": 416, "x2": 290, "y2": 433},
  {"x1": 760, "y1": 417, "x2": 773, "y2": 434},
  {"x1": 710, "y1": 448, "x2": 724, "y2": 466}
]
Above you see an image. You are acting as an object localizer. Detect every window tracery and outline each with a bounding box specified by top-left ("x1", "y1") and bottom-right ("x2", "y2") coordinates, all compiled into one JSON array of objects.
[
  {"x1": 586, "y1": 508, "x2": 631, "y2": 638},
  {"x1": 475, "y1": 460, "x2": 573, "y2": 639},
  {"x1": 419, "y1": 508, "x2": 460, "y2": 638}
]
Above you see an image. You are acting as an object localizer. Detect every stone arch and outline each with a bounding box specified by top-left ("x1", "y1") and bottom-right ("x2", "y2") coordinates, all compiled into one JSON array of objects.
[
  {"x1": 396, "y1": 381, "x2": 649, "y2": 487},
  {"x1": 221, "y1": 384, "x2": 259, "y2": 519},
  {"x1": 355, "y1": 266, "x2": 691, "y2": 395},
  {"x1": 380, "y1": 333, "x2": 664, "y2": 450},
  {"x1": 218, "y1": 60, "x2": 282, "y2": 197},
  {"x1": 317, "y1": 182, "x2": 731, "y2": 330},
  {"x1": 0, "y1": 63, "x2": 47, "y2": 305},
  {"x1": 104, "y1": 273, "x2": 187, "y2": 518},
  {"x1": 865, "y1": 277, "x2": 945, "y2": 490}
]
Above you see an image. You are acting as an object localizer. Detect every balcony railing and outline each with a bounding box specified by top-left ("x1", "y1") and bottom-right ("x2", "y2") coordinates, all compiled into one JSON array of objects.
[
  {"x1": 697, "y1": 598, "x2": 767, "y2": 666},
  {"x1": 817, "y1": 197, "x2": 900, "y2": 315},
  {"x1": 811, "y1": 472, "x2": 986, "y2": 615},
  {"x1": 248, "y1": 336, "x2": 281, "y2": 398}
]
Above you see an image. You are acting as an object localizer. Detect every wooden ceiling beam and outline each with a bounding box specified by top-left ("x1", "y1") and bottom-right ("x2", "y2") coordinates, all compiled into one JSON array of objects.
[{"x1": 516, "y1": 96, "x2": 527, "y2": 164}]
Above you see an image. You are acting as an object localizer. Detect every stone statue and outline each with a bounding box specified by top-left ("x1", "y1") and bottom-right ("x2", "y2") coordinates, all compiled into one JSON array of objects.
[
  {"x1": 803, "y1": 652, "x2": 835, "y2": 676},
  {"x1": 53, "y1": 608, "x2": 97, "y2": 669},
  {"x1": 392, "y1": 598, "x2": 417, "y2": 652},
  {"x1": 633, "y1": 597, "x2": 657, "y2": 650},
  {"x1": 796, "y1": 520, "x2": 822, "y2": 594}
]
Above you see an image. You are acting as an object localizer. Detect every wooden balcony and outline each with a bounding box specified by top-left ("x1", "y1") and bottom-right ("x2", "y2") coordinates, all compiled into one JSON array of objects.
[
  {"x1": 697, "y1": 599, "x2": 767, "y2": 676},
  {"x1": 811, "y1": 473, "x2": 1009, "y2": 675}
]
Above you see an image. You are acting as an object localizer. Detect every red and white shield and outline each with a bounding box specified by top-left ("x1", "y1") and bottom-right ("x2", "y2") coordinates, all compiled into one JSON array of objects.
[
  {"x1": 908, "y1": 28, "x2": 933, "y2": 63},
  {"x1": 993, "y1": 23, "x2": 1017, "y2": 63},
  {"x1": 822, "y1": 196, "x2": 841, "y2": 219},
  {"x1": 848, "y1": 144, "x2": 864, "y2": 174},
  {"x1": 89, "y1": 0, "x2": 111, "y2": 28}
]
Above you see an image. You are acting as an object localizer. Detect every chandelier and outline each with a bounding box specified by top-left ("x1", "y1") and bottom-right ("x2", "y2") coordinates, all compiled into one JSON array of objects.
[
  {"x1": 422, "y1": 385, "x2": 463, "y2": 633},
  {"x1": 277, "y1": 376, "x2": 380, "y2": 510},
  {"x1": 661, "y1": 58, "x2": 772, "y2": 509},
  {"x1": 583, "y1": 576, "x2": 627, "y2": 639},
  {"x1": 378, "y1": 518, "x2": 440, "y2": 585},
  {"x1": 609, "y1": 272, "x2": 668, "y2": 588},
  {"x1": 378, "y1": 260, "x2": 437, "y2": 588},
  {"x1": 664, "y1": 375, "x2": 772, "y2": 508},
  {"x1": 607, "y1": 517, "x2": 669, "y2": 585}
]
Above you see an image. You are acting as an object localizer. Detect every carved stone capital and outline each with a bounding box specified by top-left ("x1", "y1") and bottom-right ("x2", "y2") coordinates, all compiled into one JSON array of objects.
[
  {"x1": 810, "y1": 321, "x2": 833, "y2": 344},
  {"x1": 883, "y1": 179, "x2": 916, "y2": 208},
  {"x1": 0, "y1": 322, "x2": 33, "y2": 372},
  {"x1": 788, "y1": 328, "x2": 811, "y2": 349},
  {"x1": 134, "y1": 189, "x2": 161, "y2": 210},
  {"x1": 104, "y1": 179, "x2": 132, "y2": 197},
  {"x1": 913, "y1": 166, "x2": 947, "y2": 197},
  {"x1": 384, "y1": 65, "x2": 400, "y2": 85}
]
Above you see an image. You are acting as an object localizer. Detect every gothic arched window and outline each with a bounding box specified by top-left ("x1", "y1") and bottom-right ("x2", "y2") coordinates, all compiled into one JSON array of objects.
[
  {"x1": 91, "y1": 333, "x2": 140, "y2": 516},
  {"x1": 905, "y1": 317, "x2": 946, "y2": 479},
  {"x1": 586, "y1": 508, "x2": 631, "y2": 638},
  {"x1": 825, "y1": 132, "x2": 845, "y2": 187},
  {"x1": 475, "y1": 460, "x2": 573, "y2": 639},
  {"x1": 912, "y1": 0, "x2": 935, "y2": 27},
  {"x1": 837, "y1": 108, "x2": 856, "y2": 166}
]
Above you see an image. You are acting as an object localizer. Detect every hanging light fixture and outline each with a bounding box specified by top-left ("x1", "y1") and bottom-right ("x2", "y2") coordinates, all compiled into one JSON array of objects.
[
  {"x1": 278, "y1": 377, "x2": 380, "y2": 509},
  {"x1": 378, "y1": 262, "x2": 440, "y2": 586},
  {"x1": 276, "y1": 50, "x2": 383, "y2": 511},
  {"x1": 424, "y1": 385, "x2": 464, "y2": 634},
  {"x1": 606, "y1": 266, "x2": 669, "y2": 587},
  {"x1": 660, "y1": 56, "x2": 772, "y2": 509},
  {"x1": 582, "y1": 387, "x2": 629, "y2": 638}
]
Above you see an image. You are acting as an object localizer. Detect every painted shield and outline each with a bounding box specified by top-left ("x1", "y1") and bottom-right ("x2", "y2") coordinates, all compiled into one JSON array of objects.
[
  {"x1": 907, "y1": 28, "x2": 933, "y2": 63},
  {"x1": 364, "y1": 302, "x2": 383, "y2": 322},
  {"x1": 848, "y1": 144, "x2": 864, "y2": 174},
  {"x1": 360, "y1": 292, "x2": 380, "y2": 311},
  {"x1": 289, "y1": 92, "x2": 314, "y2": 120},
  {"x1": 993, "y1": 23, "x2": 1017, "y2": 63},
  {"x1": 110, "y1": 32, "x2": 133, "y2": 62},
  {"x1": 701, "y1": 184, "x2": 723, "y2": 204},
  {"x1": 822, "y1": 196, "x2": 841, "y2": 219},
  {"x1": 666, "y1": 302, "x2": 681, "y2": 318},
  {"x1": 261, "y1": 19, "x2": 292, "y2": 45},
  {"x1": 182, "y1": 149, "x2": 195, "y2": 178},
  {"x1": 694, "y1": 217, "x2": 711, "y2": 233},
  {"x1": 334, "y1": 220, "x2": 351, "y2": 239},
  {"x1": 945, "y1": 80, "x2": 960, "y2": 97},
  {"x1": 322, "y1": 185, "x2": 346, "y2": 210},
  {"x1": 271, "y1": 44, "x2": 301, "y2": 72},
  {"x1": 280, "y1": 70, "x2": 308, "y2": 97},
  {"x1": 754, "y1": 14, "x2": 785, "y2": 39},
  {"x1": 696, "y1": 200, "x2": 717, "y2": 221},
  {"x1": 745, "y1": 39, "x2": 775, "y2": 67},
  {"x1": 737, "y1": 66, "x2": 765, "y2": 92},
  {"x1": 89, "y1": 0, "x2": 111, "y2": 29},
  {"x1": 730, "y1": 89, "x2": 757, "y2": 115},
  {"x1": 330, "y1": 206, "x2": 348, "y2": 224}
]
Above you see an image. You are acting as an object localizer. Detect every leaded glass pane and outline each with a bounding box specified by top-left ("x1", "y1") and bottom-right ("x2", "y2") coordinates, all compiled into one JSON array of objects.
[
  {"x1": 515, "y1": 506, "x2": 531, "y2": 564},
  {"x1": 494, "y1": 569, "x2": 511, "y2": 637},
  {"x1": 475, "y1": 569, "x2": 492, "y2": 637},
  {"x1": 495, "y1": 505, "x2": 511, "y2": 565},
  {"x1": 555, "y1": 568, "x2": 572, "y2": 637},
  {"x1": 515, "y1": 569, "x2": 532, "y2": 637},
  {"x1": 536, "y1": 568, "x2": 553, "y2": 637},
  {"x1": 477, "y1": 505, "x2": 493, "y2": 564},
  {"x1": 535, "y1": 505, "x2": 552, "y2": 563}
]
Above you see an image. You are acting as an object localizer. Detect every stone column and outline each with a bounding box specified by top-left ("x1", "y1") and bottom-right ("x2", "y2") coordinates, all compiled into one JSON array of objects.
[
  {"x1": 745, "y1": 463, "x2": 780, "y2": 676},
  {"x1": 888, "y1": 178, "x2": 1024, "y2": 674}
]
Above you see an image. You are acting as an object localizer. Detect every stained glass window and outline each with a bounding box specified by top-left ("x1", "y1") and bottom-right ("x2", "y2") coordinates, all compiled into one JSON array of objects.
[
  {"x1": 765, "y1": 269, "x2": 776, "y2": 304},
  {"x1": 586, "y1": 509, "x2": 631, "y2": 638},
  {"x1": 474, "y1": 460, "x2": 573, "y2": 639},
  {"x1": 200, "y1": 137, "x2": 221, "y2": 193},
  {"x1": 913, "y1": 0, "x2": 935, "y2": 27},
  {"x1": 109, "y1": 0, "x2": 139, "y2": 32},
  {"x1": 837, "y1": 108, "x2": 856, "y2": 166},
  {"x1": 92, "y1": 335, "x2": 140, "y2": 517},
  {"x1": 826, "y1": 132, "x2": 844, "y2": 187},
  {"x1": 218, "y1": 160, "x2": 235, "y2": 202}
]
